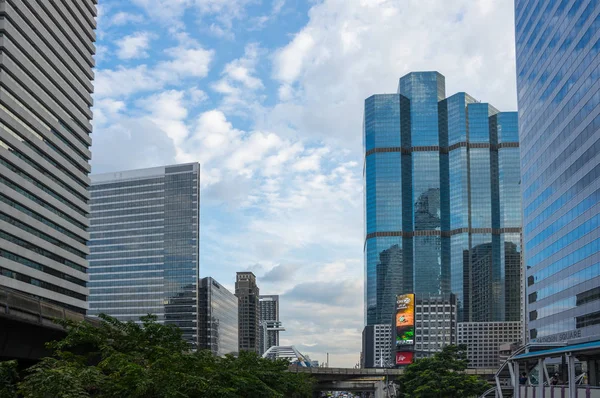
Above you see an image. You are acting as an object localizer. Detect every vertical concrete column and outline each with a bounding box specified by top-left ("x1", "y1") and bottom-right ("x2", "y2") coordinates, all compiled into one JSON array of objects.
[
  {"x1": 513, "y1": 361, "x2": 521, "y2": 398},
  {"x1": 539, "y1": 358, "x2": 544, "y2": 398},
  {"x1": 567, "y1": 353, "x2": 576, "y2": 398},
  {"x1": 374, "y1": 380, "x2": 386, "y2": 398}
]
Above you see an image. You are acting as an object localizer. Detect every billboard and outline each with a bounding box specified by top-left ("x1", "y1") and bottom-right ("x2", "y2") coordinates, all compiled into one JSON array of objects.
[
  {"x1": 395, "y1": 351, "x2": 414, "y2": 366},
  {"x1": 395, "y1": 293, "x2": 415, "y2": 347}
]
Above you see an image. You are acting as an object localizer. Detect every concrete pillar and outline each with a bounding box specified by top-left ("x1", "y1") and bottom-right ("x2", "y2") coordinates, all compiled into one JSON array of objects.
[
  {"x1": 374, "y1": 380, "x2": 386, "y2": 398},
  {"x1": 538, "y1": 358, "x2": 544, "y2": 398},
  {"x1": 513, "y1": 361, "x2": 521, "y2": 398},
  {"x1": 588, "y1": 359, "x2": 598, "y2": 386},
  {"x1": 567, "y1": 353, "x2": 576, "y2": 398}
]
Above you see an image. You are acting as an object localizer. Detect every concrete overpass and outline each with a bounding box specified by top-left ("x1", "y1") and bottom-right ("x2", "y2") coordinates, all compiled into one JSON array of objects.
[
  {"x1": 289, "y1": 366, "x2": 499, "y2": 397},
  {"x1": 0, "y1": 286, "x2": 91, "y2": 362}
]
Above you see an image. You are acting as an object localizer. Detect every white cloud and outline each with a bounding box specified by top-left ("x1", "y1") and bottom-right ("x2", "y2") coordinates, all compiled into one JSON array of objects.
[
  {"x1": 109, "y1": 11, "x2": 145, "y2": 26},
  {"x1": 116, "y1": 32, "x2": 153, "y2": 60},
  {"x1": 95, "y1": 45, "x2": 214, "y2": 99},
  {"x1": 270, "y1": 0, "x2": 517, "y2": 151},
  {"x1": 211, "y1": 43, "x2": 264, "y2": 110}
]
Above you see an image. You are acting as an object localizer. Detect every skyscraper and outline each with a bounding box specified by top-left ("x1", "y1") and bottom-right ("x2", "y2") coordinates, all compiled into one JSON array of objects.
[
  {"x1": 88, "y1": 163, "x2": 200, "y2": 348},
  {"x1": 515, "y1": 1, "x2": 600, "y2": 347},
  {"x1": 198, "y1": 277, "x2": 238, "y2": 356},
  {"x1": 235, "y1": 272, "x2": 260, "y2": 353},
  {"x1": 259, "y1": 295, "x2": 283, "y2": 355},
  {"x1": 0, "y1": 0, "x2": 96, "y2": 313},
  {"x1": 364, "y1": 72, "x2": 522, "y2": 329}
]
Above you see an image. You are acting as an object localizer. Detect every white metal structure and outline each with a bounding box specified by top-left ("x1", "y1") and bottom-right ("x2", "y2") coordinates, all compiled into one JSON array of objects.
[{"x1": 262, "y1": 345, "x2": 311, "y2": 366}]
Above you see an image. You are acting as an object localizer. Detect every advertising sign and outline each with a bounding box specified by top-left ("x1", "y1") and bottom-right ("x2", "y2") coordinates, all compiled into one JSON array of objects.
[
  {"x1": 395, "y1": 294, "x2": 415, "y2": 348},
  {"x1": 395, "y1": 351, "x2": 414, "y2": 366}
]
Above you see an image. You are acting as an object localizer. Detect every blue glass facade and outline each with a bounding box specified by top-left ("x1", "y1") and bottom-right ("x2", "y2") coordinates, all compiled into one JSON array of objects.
[
  {"x1": 88, "y1": 163, "x2": 200, "y2": 348},
  {"x1": 515, "y1": 0, "x2": 600, "y2": 344},
  {"x1": 198, "y1": 277, "x2": 238, "y2": 356},
  {"x1": 364, "y1": 72, "x2": 521, "y2": 326}
]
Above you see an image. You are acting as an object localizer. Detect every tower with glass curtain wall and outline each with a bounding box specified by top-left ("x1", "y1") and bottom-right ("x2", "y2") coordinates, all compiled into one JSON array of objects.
[
  {"x1": 88, "y1": 163, "x2": 200, "y2": 348},
  {"x1": 0, "y1": 0, "x2": 96, "y2": 313},
  {"x1": 515, "y1": 0, "x2": 600, "y2": 348},
  {"x1": 364, "y1": 72, "x2": 522, "y2": 330}
]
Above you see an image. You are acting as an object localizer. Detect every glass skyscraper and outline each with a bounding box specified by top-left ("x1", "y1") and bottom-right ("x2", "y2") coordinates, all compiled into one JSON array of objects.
[
  {"x1": 364, "y1": 72, "x2": 522, "y2": 327},
  {"x1": 198, "y1": 277, "x2": 238, "y2": 356},
  {"x1": 88, "y1": 163, "x2": 200, "y2": 347},
  {"x1": 515, "y1": 1, "x2": 600, "y2": 345}
]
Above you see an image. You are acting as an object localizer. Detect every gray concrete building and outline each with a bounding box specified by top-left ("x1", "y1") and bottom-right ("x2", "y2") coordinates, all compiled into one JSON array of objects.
[
  {"x1": 259, "y1": 295, "x2": 283, "y2": 355},
  {"x1": 236, "y1": 272, "x2": 260, "y2": 353},
  {"x1": 415, "y1": 295, "x2": 458, "y2": 360},
  {"x1": 0, "y1": 0, "x2": 96, "y2": 313},
  {"x1": 458, "y1": 321, "x2": 522, "y2": 368},
  {"x1": 362, "y1": 324, "x2": 393, "y2": 368}
]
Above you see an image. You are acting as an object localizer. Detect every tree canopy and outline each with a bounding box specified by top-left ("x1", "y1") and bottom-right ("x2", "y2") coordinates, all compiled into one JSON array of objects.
[
  {"x1": 0, "y1": 314, "x2": 313, "y2": 398},
  {"x1": 397, "y1": 345, "x2": 489, "y2": 398}
]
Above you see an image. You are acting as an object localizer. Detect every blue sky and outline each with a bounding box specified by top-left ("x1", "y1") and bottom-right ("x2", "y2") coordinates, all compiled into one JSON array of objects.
[{"x1": 92, "y1": 0, "x2": 517, "y2": 367}]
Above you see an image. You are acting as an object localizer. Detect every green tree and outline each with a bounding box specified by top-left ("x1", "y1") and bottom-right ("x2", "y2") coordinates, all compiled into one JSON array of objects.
[
  {"x1": 397, "y1": 345, "x2": 489, "y2": 398},
  {"x1": 4, "y1": 314, "x2": 313, "y2": 398},
  {"x1": 0, "y1": 361, "x2": 18, "y2": 398}
]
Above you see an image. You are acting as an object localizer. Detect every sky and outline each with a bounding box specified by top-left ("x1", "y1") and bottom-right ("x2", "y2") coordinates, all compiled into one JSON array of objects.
[{"x1": 92, "y1": 0, "x2": 518, "y2": 367}]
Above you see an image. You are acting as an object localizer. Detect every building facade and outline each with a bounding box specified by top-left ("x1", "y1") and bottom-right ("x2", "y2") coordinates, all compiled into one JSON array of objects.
[
  {"x1": 259, "y1": 295, "x2": 282, "y2": 355},
  {"x1": 364, "y1": 72, "x2": 522, "y2": 326},
  {"x1": 0, "y1": 0, "x2": 96, "y2": 313},
  {"x1": 414, "y1": 295, "x2": 458, "y2": 360},
  {"x1": 458, "y1": 322, "x2": 522, "y2": 368},
  {"x1": 236, "y1": 272, "x2": 260, "y2": 353},
  {"x1": 88, "y1": 163, "x2": 200, "y2": 348},
  {"x1": 198, "y1": 277, "x2": 238, "y2": 356},
  {"x1": 515, "y1": 0, "x2": 600, "y2": 347},
  {"x1": 362, "y1": 324, "x2": 393, "y2": 368}
]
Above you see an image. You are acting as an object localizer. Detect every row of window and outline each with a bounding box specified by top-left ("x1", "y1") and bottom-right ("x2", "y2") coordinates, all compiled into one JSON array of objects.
[
  {"x1": 0, "y1": 175, "x2": 86, "y2": 231},
  {"x1": 0, "y1": 266, "x2": 86, "y2": 301},
  {"x1": 0, "y1": 121, "x2": 87, "y2": 191},
  {"x1": 0, "y1": 132, "x2": 87, "y2": 203},
  {"x1": 0, "y1": 211, "x2": 86, "y2": 258},
  {"x1": 0, "y1": 193, "x2": 86, "y2": 244},
  {"x1": 0, "y1": 248, "x2": 86, "y2": 286},
  {"x1": 0, "y1": 230, "x2": 85, "y2": 272}
]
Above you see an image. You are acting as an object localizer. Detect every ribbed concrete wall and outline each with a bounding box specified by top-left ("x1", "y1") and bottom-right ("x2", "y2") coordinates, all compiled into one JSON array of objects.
[{"x1": 0, "y1": 0, "x2": 96, "y2": 313}]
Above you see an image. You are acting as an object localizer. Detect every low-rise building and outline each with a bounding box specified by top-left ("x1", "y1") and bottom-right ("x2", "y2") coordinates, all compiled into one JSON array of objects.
[{"x1": 458, "y1": 321, "x2": 522, "y2": 368}]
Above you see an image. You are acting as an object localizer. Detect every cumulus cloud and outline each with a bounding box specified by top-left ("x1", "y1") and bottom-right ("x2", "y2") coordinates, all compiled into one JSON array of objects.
[
  {"x1": 116, "y1": 32, "x2": 153, "y2": 59},
  {"x1": 269, "y1": 0, "x2": 517, "y2": 151},
  {"x1": 109, "y1": 11, "x2": 145, "y2": 26},
  {"x1": 95, "y1": 45, "x2": 214, "y2": 99},
  {"x1": 261, "y1": 263, "x2": 298, "y2": 283}
]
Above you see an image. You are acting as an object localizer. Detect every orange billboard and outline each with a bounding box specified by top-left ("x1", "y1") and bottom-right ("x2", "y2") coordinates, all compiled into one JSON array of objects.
[{"x1": 395, "y1": 294, "x2": 415, "y2": 348}]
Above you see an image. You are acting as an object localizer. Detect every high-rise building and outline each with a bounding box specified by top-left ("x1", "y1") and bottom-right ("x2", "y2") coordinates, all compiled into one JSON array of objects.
[
  {"x1": 198, "y1": 277, "x2": 238, "y2": 356},
  {"x1": 88, "y1": 163, "x2": 200, "y2": 348},
  {"x1": 259, "y1": 295, "x2": 282, "y2": 355},
  {"x1": 364, "y1": 71, "x2": 522, "y2": 326},
  {"x1": 515, "y1": 0, "x2": 600, "y2": 350},
  {"x1": 414, "y1": 295, "x2": 458, "y2": 360},
  {"x1": 235, "y1": 272, "x2": 260, "y2": 353},
  {"x1": 361, "y1": 324, "x2": 393, "y2": 368},
  {"x1": 0, "y1": 0, "x2": 96, "y2": 313}
]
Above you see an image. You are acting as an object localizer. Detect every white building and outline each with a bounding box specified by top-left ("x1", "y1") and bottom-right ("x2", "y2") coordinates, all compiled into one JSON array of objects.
[{"x1": 458, "y1": 321, "x2": 522, "y2": 368}]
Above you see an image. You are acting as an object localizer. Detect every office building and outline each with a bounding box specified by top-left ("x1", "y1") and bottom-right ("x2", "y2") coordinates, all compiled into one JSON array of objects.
[
  {"x1": 414, "y1": 295, "x2": 458, "y2": 360},
  {"x1": 198, "y1": 277, "x2": 238, "y2": 356},
  {"x1": 259, "y1": 295, "x2": 283, "y2": 355},
  {"x1": 515, "y1": 0, "x2": 600, "y2": 350},
  {"x1": 458, "y1": 322, "x2": 522, "y2": 368},
  {"x1": 0, "y1": 0, "x2": 96, "y2": 313},
  {"x1": 361, "y1": 324, "x2": 393, "y2": 368},
  {"x1": 364, "y1": 72, "x2": 522, "y2": 326},
  {"x1": 88, "y1": 163, "x2": 200, "y2": 348},
  {"x1": 236, "y1": 272, "x2": 260, "y2": 353}
]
